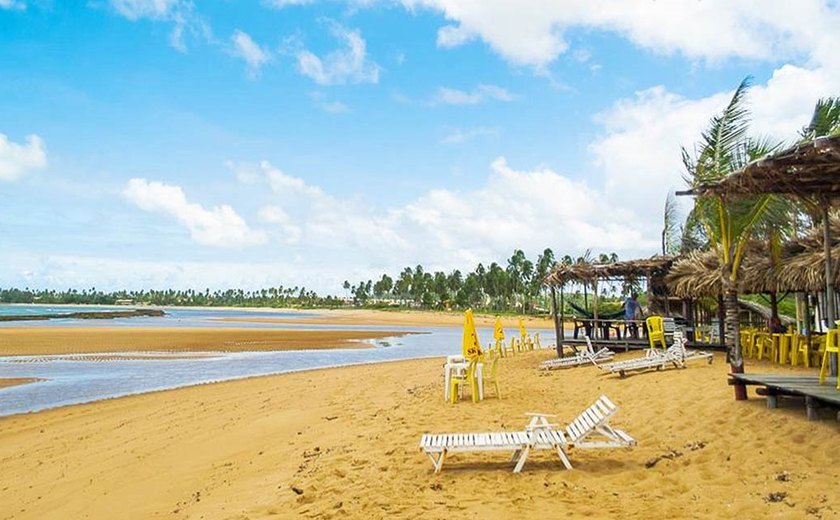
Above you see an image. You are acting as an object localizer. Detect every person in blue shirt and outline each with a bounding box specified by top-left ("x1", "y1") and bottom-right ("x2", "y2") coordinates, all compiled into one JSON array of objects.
[{"x1": 624, "y1": 293, "x2": 642, "y2": 338}]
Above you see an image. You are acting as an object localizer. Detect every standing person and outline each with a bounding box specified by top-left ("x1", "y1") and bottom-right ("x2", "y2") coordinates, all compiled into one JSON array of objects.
[{"x1": 624, "y1": 293, "x2": 642, "y2": 338}]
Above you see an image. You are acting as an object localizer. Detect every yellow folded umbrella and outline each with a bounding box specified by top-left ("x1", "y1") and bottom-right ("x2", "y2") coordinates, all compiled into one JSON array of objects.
[
  {"x1": 519, "y1": 317, "x2": 528, "y2": 340},
  {"x1": 463, "y1": 309, "x2": 483, "y2": 359},
  {"x1": 493, "y1": 316, "x2": 505, "y2": 341}
]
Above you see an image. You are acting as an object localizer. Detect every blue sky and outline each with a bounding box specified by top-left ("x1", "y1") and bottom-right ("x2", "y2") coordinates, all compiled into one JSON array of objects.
[{"x1": 1, "y1": 0, "x2": 839, "y2": 293}]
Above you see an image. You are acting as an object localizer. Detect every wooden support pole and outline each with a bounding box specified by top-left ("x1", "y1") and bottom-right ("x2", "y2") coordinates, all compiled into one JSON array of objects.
[
  {"x1": 822, "y1": 203, "x2": 837, "y2": 376},
  {"x1": 551, "y1": 285, "x2": 563, "y2": 358}
]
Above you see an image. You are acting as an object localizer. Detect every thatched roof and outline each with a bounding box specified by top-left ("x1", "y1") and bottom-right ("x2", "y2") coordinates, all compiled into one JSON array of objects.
[
  {"x1": 667, "y1": 228, "x2": 840, "y2": 297},
  {"x1": 666, "y1": 247, "x2": 783, "y2": 298},
  {"x1": 680, "y1": 135, "x2": 840, "y2": 200},
  {"x1": 546, "y1": 256, "x2": 675, "y2": 286}
]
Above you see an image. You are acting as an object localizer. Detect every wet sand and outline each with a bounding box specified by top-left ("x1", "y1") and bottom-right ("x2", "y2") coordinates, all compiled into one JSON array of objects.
[
  {"x1": 0, "y1": 378, "x2": 38, "y2": 390},
  {"x1": 0, "y1": 351, "x2": 837, "y2": 519},
  {"x1": 0, "y1": 327, "x2": 410, "y2": 356}
]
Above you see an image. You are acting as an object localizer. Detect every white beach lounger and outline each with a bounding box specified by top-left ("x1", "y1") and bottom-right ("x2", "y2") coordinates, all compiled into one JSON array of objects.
[
  {"x1": 419, "y1": 395, "x2": 635, "y2": 473},
  {"x1": 539, "y1": 336, "x2": 615, "y2": 370},
  {"x1": 600, "y1": 334, "x2": 713, "y2": 378}
]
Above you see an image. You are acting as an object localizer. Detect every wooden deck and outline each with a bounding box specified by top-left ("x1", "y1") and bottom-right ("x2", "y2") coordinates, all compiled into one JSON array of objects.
[{"x1": 730, "y1": 373, "x2": 840, "y2": 421}]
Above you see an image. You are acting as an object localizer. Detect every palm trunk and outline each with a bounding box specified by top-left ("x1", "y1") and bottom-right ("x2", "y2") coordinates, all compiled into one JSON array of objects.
[{"x1": 722, "y1": 268, "x2": 747, "y2": 400}]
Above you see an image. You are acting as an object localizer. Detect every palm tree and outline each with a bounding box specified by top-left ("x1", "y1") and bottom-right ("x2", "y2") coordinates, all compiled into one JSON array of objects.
[
  {"x1": 801, "y1": 97, "x2": 840, "y2": 139},
  {"x1": 683, "y1": 77, "x2": 778, "y2": 399}
]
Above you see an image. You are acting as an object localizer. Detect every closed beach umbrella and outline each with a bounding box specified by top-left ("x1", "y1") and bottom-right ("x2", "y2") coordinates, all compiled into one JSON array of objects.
[
  {"x1": 463, "y1": 309, "x2": 483, "y2": 359},
  {"x1": 493, "y1": 316, "x2": 505, "y2": 341},
  {"x1": 519, "y1": 317, "x2": 528, "y2": 340}
]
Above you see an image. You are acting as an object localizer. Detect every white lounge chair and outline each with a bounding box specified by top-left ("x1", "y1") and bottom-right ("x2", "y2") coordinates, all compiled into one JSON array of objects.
[
  {"x1": 601, "y1": 333, "x2": 713, "y2": 378},
  {"x1": 419, "y1": 395, "x2": 635, "y2": 473},
  {"x1": 539, "y1": 336, "x2": 615, "y2": 370}
]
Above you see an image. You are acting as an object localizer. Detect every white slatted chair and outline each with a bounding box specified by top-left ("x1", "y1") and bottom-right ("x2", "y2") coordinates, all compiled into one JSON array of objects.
[
  {"x1": 419, "y1": 431, "x2": 534, "y2": 473},
  {"x1": 601, "y1": 333, "x2": 713, "y2": 378},
  {"x1": 419, "y1": 395, "x2": 635, "y2": 473},
  {"x1": 539, "y1": 336, "x2": 615, "y2": 370},
  {"x1": 564, "y1": 395, "x2": 636, "y2": 449}
]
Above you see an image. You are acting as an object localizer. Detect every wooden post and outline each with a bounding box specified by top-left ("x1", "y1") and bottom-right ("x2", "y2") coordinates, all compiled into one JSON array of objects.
[
  {"x1": 822, "y1": 203, "x2": 837, "y2": 376},
  {"x1": 551, "y1": 285, "x2": 563, "y2": 358}
]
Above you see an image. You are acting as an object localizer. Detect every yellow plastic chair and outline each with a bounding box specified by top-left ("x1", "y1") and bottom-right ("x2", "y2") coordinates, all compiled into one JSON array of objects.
[
  {"x1": 810, "y1": 335, "x2": 827, "y2": 368},
  {"x1": 818, "y1": 330, "x2": 840, "y2": 388},
  {"x1": 791, "y1": 334, "x2": 811, "y2": 367},
  {"x1": 533, "y1": 333, "x2": 542, "y2": 349},
  {"x1": 740, "y1": 329, "x2": 756, "y2": 358},
  {"x1": 777, "y1": 333, "x2": 792, "y2": 365},
  {"x1": 754, "y1": 332, "x2": 771, "y2": 361},
  {"x1": 503, "y1": 337, "x2": 516, "y2": 357},
  {"x1": 482, "y1": 354, "x2": 501, "y2": 399},
  {"x1": 646, "y1": 316, "x2": 666, "y2": 350},
  {"x1": 450, "y1": 358, "x2": 479, "y2": 404}
]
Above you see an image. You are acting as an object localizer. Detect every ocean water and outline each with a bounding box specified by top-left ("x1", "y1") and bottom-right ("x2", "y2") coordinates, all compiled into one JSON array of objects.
[{"x1": 0, "y1": 309, "x2": 557, "y2": 416}]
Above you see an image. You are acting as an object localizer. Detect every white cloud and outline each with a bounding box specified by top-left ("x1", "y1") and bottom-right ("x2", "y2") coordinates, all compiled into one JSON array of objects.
[
  {"x1": 293, "y1": 22, "x2": 380, "y2": 85},
  {"x1": 0, "y1": 0, "x2": 25, "y2": 10},
  {"x1": 228, "y1": 157, "x2": 652, "y2": 277},
  {"x1": 107, "y1": 0, "x2": 208, "y2": 52},
  {"x1": 590, "y1": 63, "x2": 840, "y2": 237},
  {"x1": 400, "y1": 0, "x2": 840, "y2": 69},
  {"x1": 123, "y1": 178, "x2": 267, "y2": 248},
  {"x1": 441, "y1": 126, "x2": 499, "y2": 144},
  {"x1": 0, "y1": 133, "x2": 47, "y2": 182},
  {"x1": 230, "y1": 30, "x2": 271, "y2": 78},
  {"x1": 1, "y1": 252, "x2": 352, "y2": 294},
  {"x1": 109, "y1": 0, "x2": 181, "y2": 19},
  {"x1": 263, "y1": 0, "x2": 313, "y2": 7},
  {"x1": 432, "y1": 84, "x2": 515, "y2": 105},
  {"x1": 258, "y1": 206, "x2": 303, "y2": 245}
]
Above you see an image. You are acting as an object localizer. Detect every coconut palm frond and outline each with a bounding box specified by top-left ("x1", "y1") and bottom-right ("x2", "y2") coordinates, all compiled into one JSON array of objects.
[
  {"x1": 662, "y1": 191, "x2": 682, "y2": 255},
  {"x1": 801, "y1": 97, "x2": 840, "y2": 139},
  {"x1": 694, "y1": 77, "x2": 753, "y2": 184}
]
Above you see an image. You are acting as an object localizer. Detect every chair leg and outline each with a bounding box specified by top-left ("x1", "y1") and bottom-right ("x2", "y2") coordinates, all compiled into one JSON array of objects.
[
  {"x1": 513, "y1": 446, "x2": 530, "y2": 473},
  {"x1": 819, "y1": 351, "x2": 829, "y2": 384},
  {"x1": 556, "y1": 446, "x2": 573, "y2": 470}
]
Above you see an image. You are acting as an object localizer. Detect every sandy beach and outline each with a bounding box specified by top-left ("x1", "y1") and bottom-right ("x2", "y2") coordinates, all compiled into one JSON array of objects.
[
  {"x1": 1, "y1": 347, "x2": 838, "y2": 519},
  {"x1": 0, "y1": 327, "x2": 410, "y2": 356},
  {"x1": 215, "y1": 308, "x2": 558, "y2": 329}
]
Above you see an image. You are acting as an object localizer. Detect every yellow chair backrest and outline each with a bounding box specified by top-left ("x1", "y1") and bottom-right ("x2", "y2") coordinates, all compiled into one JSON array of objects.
[
  {"x1": 646, "y1": 316, "x2": 664, "y2": 334},
  {"x1": 827, "y1": 329, "x2": 840, "y2": 352},
  {"x1": 646, "y1": 316, "x2": 666, "y2": 350}
]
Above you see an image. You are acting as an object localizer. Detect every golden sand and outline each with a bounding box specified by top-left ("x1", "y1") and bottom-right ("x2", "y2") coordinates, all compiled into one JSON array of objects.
[
  {"x1": 216, "y1": 308, "x2": 559, "y2": 329},
  {"x1": 1, "y1": 349, "x2": 838, "y2": 519},
  {"x1": 0, "y1": 327, "x2": 409, "y2": 356},
  {"x1": 0, "y1": 378, "x2": 38, "y2": 390}
]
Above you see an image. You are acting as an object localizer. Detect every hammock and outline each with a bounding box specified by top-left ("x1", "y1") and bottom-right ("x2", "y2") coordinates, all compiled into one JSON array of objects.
[{"x1": 566, "y1": 300, "x2": 625, "y2": 320}]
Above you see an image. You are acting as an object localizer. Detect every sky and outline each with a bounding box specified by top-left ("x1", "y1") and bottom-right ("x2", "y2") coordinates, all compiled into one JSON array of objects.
[{"x1": 1, "y1": 0, "x2": 839, "y2": 294}]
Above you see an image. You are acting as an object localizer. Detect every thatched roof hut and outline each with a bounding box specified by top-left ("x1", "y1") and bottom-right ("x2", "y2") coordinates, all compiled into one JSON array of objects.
[{"x1": 545, "y1": 256, "x2": 675, "y2": 287}]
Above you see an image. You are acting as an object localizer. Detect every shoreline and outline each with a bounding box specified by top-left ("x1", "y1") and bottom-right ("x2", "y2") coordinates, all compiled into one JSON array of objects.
[{"x1": 0, "y1": 327, "x2": 414, "y2": 356}]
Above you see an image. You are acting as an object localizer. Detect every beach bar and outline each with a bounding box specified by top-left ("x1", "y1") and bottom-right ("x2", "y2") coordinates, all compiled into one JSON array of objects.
[{"x1": 678, "y1": 135, "x2": 840, "y2": 416}]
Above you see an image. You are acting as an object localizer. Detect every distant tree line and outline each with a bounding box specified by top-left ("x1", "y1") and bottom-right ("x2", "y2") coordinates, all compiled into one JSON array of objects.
[
  {"x1": 0, "y1": 286, "x2": 342, "y2": 308},
  {"x1": 0, "y1": 249, "x2": 627, "y2": 314},
  {"x1": 343, "y1": 248, "x2": 628, "y2": 314}
]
